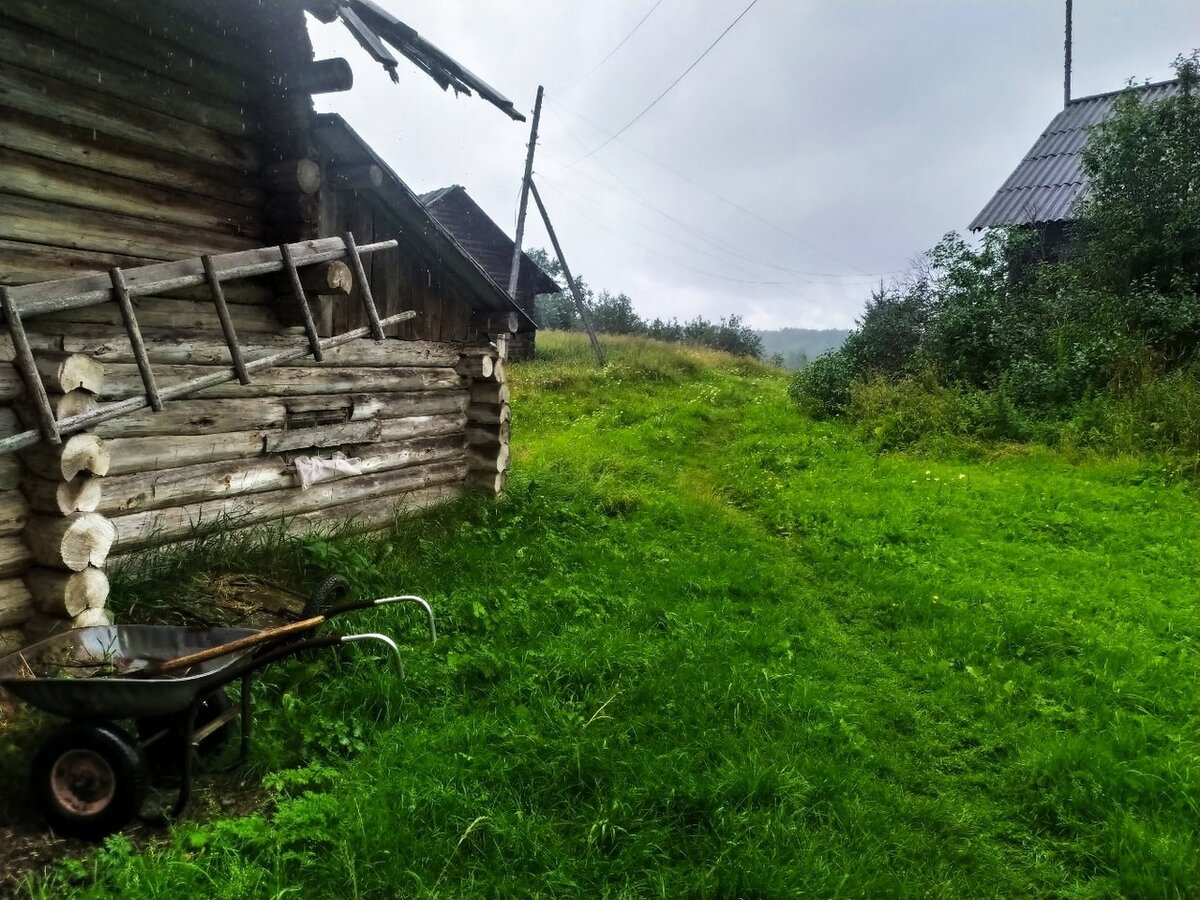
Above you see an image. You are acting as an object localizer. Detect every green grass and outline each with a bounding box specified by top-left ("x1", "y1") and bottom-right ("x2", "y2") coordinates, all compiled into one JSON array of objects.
[{"x1": 22, "y1": 331, "x2": 1200, "y2": 897}]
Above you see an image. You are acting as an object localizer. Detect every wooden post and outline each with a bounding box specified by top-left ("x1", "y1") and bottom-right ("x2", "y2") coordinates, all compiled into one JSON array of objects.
[
  {"x1": 508, "y1": 85, "x2": 543, "y2": 298},
  {"x1": 528, "y1": 180, "x2": 605, "y2": 365}
]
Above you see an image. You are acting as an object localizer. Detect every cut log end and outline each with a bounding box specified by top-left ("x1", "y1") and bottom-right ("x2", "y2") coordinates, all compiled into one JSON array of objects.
[
  {"x1": 27, "y1": 512, "x2": 117, "y2": 571},
  {"x1": 25, "y1": 566, "x2": 110, "y2": 618}
]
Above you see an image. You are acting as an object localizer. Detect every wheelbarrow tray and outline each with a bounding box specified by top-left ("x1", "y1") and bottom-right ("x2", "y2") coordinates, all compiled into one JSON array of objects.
[{"x1": 0, "y1": 625, "x2": 258, "y2": 720}]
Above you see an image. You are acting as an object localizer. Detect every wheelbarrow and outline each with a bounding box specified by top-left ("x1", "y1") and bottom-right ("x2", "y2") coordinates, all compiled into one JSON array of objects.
[{"x1": 0, "y1": 584, "x2": 436, "y2": 840}]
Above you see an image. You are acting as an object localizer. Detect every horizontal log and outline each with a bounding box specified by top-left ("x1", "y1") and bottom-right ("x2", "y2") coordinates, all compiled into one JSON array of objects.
[
  {"x1": 455, "y1": 354, "x2": 494, "y2": 379},
  {"x1": 465, "y1": 421, "x2": 511, "y2": 447},
  {"x1": 98, "y1": 364, "x2": 464, "y2": 401},
  {"x1": 0, "y1": 239, "x2": 158, "y2": 291},
  {"x1": 111, "y1": 458, "x2": 469, "y2": 552},
  {"x1": 35, "y1": 353, "x2": 104, "y2": 395},
  {"x1": 0, "y1": 0, "x2": 258, "y2": 103},
  {"x1": 479, "y1": 311, "x2": 520, "y2": 335},
  {"x1": 19, "y1": 434, "x2": 111, "y2": 480},
  {"x1": 301, "y1": 261, "x2": 354, "y2": 296},
  {"x1": 87, "y1": 391, "x2": 469, "y2": 438},
  {"x1": 468, "y1": 471, "x2": 507, "y2": 494},
  {"x1": 470, "y1": 382, "x2": 511, "y2": 405},
  {"x1": 283, "y1": 483, "x2": 467, "y2": 536},
  {"x1": 265, "y1": 192, "x2": 321, "y2": 226},
  {"x1": 0, "y1": 455, "x2": 20, "y2": 491},
  {"x1": 98, "y1": 434, "x2": 465, "y2": 516},
  {"x1": 467, "y1": 402, "x2": 511, "y2": 425},
  {"x1": 0, "y1": 109, "x2": 264, "y2": 209},
  {"x1": 52, "y1": 327, "x2": 456, "y2": 368},
  {"x1": 263, "y1": 159, "x2": 322, "y2": 195},
  {"x1": 0, "y1": 19, "x2": 255, "y2": 137},
  {"x1": 467, "y1": 444, "x2": 510, "y2": 474},
  {"x1": 328, "y1": 163, "x2": 384, "y2": 192},
  {"x1": 0, "y1": 536, "x2": 33, "y2": 578},
  {"x1": 0, "y1": 490, "x2": 30, "y2": 536},
  {"x1": 267, "y1": 420, "x2": 381, "y2": 454},
  {"x1": 0, "y1": 60, "x2": 259, "y2": 170},
  {"x1": 376, "y1": 413, "x2": 468, "y2": 442},
  {"x1": 26, "y1": 513, "x2": 117, "y2": 571},
  {"x1": 0, "y1": 192, "x2": 258, "y2": 262},
  {"x1": 95, "y1": 411, "x2": 468, "y2": 477},
  {"x1": 25, "y1": 566, "x2": 109, "y2": 618},
  {"x1": 22, "y1": 475, "x2": 102, "y2": 516},
  {"x1": 0, "y1": 146, "x2": 262, "y2": 238},
  {"x1": 0, "y1": 580, "x2": 35, "y2": 628},
  {"x1": 279, "y1": 58, "x2": 353, "y2": 95},
  {"x1": 0, "y1": 363, "x2": 24, "y2": 401},
  {"x1": 40, "y1": 295, "x2": 280, "y2": 333}
]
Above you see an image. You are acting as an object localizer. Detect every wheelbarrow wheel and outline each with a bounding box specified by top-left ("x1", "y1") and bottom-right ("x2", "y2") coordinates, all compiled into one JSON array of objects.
[
  {"x1": 32, "y1": 722, "x2": 148, "y2": 840},
  {"x1": 302, "y1": 574, "x2": 350, "y2": 618}
]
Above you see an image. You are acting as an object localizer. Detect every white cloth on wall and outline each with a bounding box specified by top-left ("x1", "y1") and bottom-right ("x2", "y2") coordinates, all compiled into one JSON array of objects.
[{"x1": 293, "y1": 451, "x2": 363, "y2": 490}]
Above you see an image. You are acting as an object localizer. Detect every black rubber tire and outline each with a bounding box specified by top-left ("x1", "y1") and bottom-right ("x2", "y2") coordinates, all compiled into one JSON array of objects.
[
  {"x1": 32, "y1": 722, "x2": 149, "y2": 841},
  {"x1": 301, "y1": 574, "x2": 350, "y2": 618},
  {"x1": 137, "y1": 689, "x2": 233, "y2": 771}
]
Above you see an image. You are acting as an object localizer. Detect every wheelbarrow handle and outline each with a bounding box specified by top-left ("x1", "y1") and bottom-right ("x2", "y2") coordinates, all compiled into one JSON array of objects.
[
  {"x1": 136, "y1": 615, "x2": 325, "y2": 678},
  {"x1": 322, "y1": 595, "x2": 437, "y2": 643}
]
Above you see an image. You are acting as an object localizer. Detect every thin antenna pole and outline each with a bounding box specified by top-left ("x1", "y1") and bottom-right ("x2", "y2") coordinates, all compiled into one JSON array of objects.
[
  {"x1": 1064, "y1": 0, "x2": 1073, "y2": 108},
  {"x1": 508, "y1": 85, "x2": 544, "y2": 298}
]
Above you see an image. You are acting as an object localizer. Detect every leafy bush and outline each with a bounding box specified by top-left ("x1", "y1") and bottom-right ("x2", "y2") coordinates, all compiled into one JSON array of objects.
[
  {"x1": 785, "y1": 53, "x2": 1200, "y2": 458},
  {"x1": 787, "y1": 351, "x2": 856, "y2": 418}
]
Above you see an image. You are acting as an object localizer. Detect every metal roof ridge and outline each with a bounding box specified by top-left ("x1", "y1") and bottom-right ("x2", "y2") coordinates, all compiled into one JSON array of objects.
[{"x1": 1066, "y1": 77, "x2": 1180, "y2": 106}]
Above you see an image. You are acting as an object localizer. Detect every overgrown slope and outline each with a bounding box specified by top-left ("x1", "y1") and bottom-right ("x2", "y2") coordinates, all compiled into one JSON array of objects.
[{"x1": 23, "y1": 333, "x2": 1200, "y2": 898}]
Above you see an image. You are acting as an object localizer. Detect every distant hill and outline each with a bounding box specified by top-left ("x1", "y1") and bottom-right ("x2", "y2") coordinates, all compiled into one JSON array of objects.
[{"x1": 755, "y1": 328, "x2": 851, "y2": 369}]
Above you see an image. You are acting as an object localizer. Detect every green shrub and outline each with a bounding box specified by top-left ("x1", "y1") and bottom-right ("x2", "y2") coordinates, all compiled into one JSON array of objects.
[
  {"x1": 787, "y1": 350, "x2": 856, "y2": 418},
  {"x1": 847, "y1": 374, "x2": 970, "y2": 449}
]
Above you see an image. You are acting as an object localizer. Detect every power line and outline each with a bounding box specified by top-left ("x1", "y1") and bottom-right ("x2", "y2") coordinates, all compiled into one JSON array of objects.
[
  {"x1": 548, "y1": 97, "x2": 897, "y2": 277},
  {"x1": 543, "y1": 107, "x2": 904, "y2": 282},
  {"x1": 569, "y1": 0, "x2": 762, "y2": 165},
  {"x1": 561, "y1": 0, "x2": 667, "y2": 92}
]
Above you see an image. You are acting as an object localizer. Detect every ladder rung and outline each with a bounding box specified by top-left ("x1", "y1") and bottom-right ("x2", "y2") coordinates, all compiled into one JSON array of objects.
[
  {"x1": 201, "y1": 254, "x2": 251, "y2": 385},
  {"x1": 0, "y1": 287, "x2": 60, "y2": 444},
  {"x1": 279, "y1": 243, "x2": 325, "y2": 362},
  {"x1": 344, "y1": 231, "x2": 386, "y2": 341},
  {"x1": 109, "y1": 267, "x2": 163, "y2": 411}
]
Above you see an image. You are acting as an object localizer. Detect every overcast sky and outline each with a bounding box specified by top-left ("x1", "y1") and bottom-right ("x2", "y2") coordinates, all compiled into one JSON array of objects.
[{"x1": 309, "y1": 1, "x2": 1197, "y2": 330}]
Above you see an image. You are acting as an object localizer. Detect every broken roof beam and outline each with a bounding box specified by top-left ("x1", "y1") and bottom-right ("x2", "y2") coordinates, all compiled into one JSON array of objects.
[{"x1": 345, "y1": 0, "x2": 525, "y2": 121}]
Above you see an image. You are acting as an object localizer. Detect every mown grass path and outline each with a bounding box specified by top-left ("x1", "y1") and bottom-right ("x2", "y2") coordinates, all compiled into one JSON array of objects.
[{"x1": 25, "y1": 334, "x2": 1199, "y2": 898}]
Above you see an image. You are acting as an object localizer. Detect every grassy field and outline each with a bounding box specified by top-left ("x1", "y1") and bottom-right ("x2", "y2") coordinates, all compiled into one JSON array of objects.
[{"x1": 19, "y1": 332, "x2": 1199, "y2": 897}]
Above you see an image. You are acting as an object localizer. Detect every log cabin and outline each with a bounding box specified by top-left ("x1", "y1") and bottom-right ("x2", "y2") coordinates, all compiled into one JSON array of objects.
[{"x1": 0, "y1": 0, "x2": 533, "y2": 648}]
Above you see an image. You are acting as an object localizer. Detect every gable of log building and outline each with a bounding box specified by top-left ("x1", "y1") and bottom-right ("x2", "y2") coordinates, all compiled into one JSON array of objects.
[{"x1": 0, "y1": 1, "x2": 513, "y2": 649}]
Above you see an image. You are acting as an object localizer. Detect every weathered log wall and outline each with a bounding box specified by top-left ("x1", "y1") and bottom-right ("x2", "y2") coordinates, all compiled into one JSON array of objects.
[{"x1": 0, "y1": 1, "x2": 514, "y2": 650}]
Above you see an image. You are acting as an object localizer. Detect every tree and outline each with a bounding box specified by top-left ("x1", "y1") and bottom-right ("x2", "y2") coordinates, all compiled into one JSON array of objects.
[{"x1": 1077, "y1": 52, "x2": 1200, "y2": 292}]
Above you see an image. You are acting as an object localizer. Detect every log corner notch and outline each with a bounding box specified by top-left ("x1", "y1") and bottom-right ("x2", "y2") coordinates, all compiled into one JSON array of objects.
[{"x1": 462, "y1": 346, "x2": 510, "y2": 495}]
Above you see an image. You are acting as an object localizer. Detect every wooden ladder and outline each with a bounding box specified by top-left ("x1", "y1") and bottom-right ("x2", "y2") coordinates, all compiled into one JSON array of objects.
[{"x1": 0, "y1": 234, "x2": 409, "y2": 455}]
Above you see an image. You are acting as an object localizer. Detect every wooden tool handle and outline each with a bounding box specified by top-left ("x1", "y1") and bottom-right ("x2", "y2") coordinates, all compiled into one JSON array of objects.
[{"x1": 139, "y1": 616, "x2": 325, "y2": 678}]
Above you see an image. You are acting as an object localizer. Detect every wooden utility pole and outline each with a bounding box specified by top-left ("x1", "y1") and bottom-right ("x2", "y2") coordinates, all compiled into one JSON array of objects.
[
  {"x1": 508, "y1": 86, "x2": 543, "y2": 298},
  {"x1": 528, "y1": 179, "x2": 605, "y2": 365},
  {"x1": 1064, "y1": 0, "x2": 1073, "y2": 108}
]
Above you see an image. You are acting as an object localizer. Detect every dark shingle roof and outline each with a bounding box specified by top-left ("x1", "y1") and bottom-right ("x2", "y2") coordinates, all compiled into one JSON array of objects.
[
  {"x1": 970, "y1": 79, "x2": 1180, "y2": 230},
  {"x1": 419, "y1": 186, "x2": 560, "y2": 300}
]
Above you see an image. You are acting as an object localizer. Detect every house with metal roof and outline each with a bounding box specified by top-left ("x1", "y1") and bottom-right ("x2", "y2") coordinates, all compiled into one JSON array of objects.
[
  {"x1": 970, "y1": 79, "x2": 1180, "y2": 237},
  {"x1": 420, "y1": 186, "x2": 559, "y2": 360}
]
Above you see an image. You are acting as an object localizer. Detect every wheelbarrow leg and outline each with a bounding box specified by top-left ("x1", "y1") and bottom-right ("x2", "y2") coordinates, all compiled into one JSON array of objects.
[
  {"x1": 169, "y1": 701, "x2": 200, "y2": 819},
  {"x1": 239, "y1": 673, "x2": 253, "y2": 763}
]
